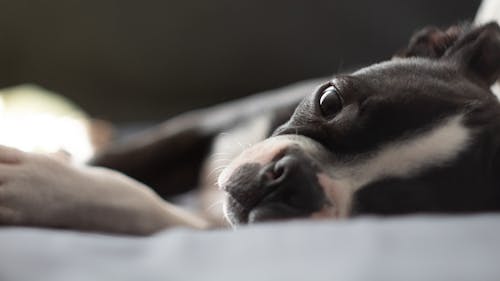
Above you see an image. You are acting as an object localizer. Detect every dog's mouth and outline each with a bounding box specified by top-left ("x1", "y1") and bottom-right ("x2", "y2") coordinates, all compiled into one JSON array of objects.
[
  {"x1": 225, "y1": 195, "x2": 316, "y2": 225},
  {"x1": 219, "y1": 135, "x2": 342, "y2": 226}
]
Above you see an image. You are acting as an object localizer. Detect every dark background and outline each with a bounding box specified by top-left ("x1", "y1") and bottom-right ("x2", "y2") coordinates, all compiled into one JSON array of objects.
[{"x1": 0, "y1": 0, "x2": 481, "y2": 123}]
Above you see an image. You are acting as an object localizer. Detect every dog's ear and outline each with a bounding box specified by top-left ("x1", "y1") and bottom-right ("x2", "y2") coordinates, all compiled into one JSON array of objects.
[
  {"x1": 395, "y1": 24, "x2": 468, "y2": 59},
  {"x1": 444, "y1": 22, "x2": 500, "y2": 86},
  {"x1": 493, "y1": 146, "x2": 500, "y2": 188}
]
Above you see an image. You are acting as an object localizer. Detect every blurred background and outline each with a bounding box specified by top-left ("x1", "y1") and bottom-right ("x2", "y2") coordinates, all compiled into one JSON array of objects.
[{"x1": 0, "y1": 0, "x2": 481, "y2": 123}]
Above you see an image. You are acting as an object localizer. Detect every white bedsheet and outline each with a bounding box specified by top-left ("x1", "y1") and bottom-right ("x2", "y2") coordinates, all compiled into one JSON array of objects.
[{"x1": 1, "y1": 214, "x2": 499, "y2": 281}]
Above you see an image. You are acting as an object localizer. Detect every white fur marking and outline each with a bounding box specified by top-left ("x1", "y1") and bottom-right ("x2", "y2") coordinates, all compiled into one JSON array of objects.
[
  {"x1": 205, "y1": 115, "x2": 270, "y2": 223},
  {"x1": 334, "y1": 115, "x2": 470, "y2": 190}
]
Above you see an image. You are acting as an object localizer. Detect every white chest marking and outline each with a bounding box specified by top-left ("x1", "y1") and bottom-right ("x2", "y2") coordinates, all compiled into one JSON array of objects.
[{"x1": 333, "y1": 114, "x2": 471, "y2": 190}]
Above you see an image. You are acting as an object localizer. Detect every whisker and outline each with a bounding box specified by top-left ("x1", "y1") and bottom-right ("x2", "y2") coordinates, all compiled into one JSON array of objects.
[
  {"x1": 206, "y1": 200, "x2": 224, "y2": 212},
  {"x1": 208, "y1": 152, "x2": 232, "y2": 158},
  {"x1": 215, "y1": 131, "x2": 254, "y2": 151},
  {"x1": 235, "y1": 140, "x2": 246, "y2": 149},
  {"x1": 207, "y1": 165, "x2": 228, "y2": 178},
  {"x1": 211, "y1": 158, "x2": 231, "y2": 164}
]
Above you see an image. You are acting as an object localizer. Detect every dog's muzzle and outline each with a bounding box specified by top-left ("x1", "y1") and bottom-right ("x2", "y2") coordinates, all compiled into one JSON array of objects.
[{"x1": 219, "y1": 135, "x2": 330, "y2": 225}]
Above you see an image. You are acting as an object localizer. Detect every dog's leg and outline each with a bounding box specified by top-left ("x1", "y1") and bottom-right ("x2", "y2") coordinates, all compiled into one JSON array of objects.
[
  {"x1": 90, "y1": 111, "x2": 217, "y2": 198},
  {"x1": 90, "y1": 80, "x2": 320, "y2": 199},
  {"x1": 0, "y1": 146, "x2": 209, "y2": 235}
]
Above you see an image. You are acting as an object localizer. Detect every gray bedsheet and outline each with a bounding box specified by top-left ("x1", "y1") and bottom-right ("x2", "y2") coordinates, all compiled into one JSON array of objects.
[{"x1": 1, "y1": 214, "x2": 499, "y2": 281}]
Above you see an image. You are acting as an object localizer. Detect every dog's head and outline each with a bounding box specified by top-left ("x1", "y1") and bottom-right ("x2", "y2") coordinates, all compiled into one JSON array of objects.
[{"x1": 219, "y1": 23, "x2": 500, "y2": 226}]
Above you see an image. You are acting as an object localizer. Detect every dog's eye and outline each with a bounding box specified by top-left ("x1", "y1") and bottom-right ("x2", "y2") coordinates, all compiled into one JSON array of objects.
[{"x1": 319, "y1": 86, "x2": 343, "y2": 118}]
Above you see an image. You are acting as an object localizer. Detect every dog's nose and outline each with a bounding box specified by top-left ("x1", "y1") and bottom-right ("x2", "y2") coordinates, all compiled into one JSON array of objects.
[
  {"x1": 223, "y1": 151, "x2": 326, "y2": 223},
  {"x1": 261, "y1": 155, "x2": 322, "y2": 208}
]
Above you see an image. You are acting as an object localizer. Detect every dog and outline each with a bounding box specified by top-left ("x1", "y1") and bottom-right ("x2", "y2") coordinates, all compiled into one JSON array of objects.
[{"x1": 0, "y1": 22, "x2": 499, "y2": 235}]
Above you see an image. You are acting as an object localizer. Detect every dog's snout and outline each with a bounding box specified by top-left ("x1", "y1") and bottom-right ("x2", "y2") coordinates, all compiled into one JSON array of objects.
[{"x1": 223, "y1": 149, "x2": 327, "y2": 224}]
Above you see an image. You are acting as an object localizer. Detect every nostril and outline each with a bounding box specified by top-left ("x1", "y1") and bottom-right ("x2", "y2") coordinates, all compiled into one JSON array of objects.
[
  {"x1": 260, "y1": 160, "x2": 289, "y2": 186},
  {"x1": 273, "y1": 164, "x2": 285, "y2": 180},
  {"x1": 262, "y1": 155, "x2": 299, "y2": 187},
  {"x1": 262, "y1": 163, "x2": 285, "y2": 184}
]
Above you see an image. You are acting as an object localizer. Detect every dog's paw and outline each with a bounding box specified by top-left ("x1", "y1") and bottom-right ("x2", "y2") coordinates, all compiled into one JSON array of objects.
[
  {"x1": 0, "y1": 146, "x2": 31, "y2": 225},
  {"x1": 0, "y1": 145, "x2": 209, "y2": 234},
  {"x1": 0, "y1": 146, "x2": 75, "y2": 227}
]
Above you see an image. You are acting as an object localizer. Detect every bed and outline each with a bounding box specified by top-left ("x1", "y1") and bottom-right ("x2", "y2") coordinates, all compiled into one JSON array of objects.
[{"x1": 1, "y1": 215, "x2": 500, "y2": 281}]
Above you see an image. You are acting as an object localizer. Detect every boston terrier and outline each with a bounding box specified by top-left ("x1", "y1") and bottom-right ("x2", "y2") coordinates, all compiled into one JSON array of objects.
[
  {"x1": 218, "y1": 22, "x2": 500, "y2": 225},
  {"x1": 0, "y1": 22, "x2": 498, "y2": 234},
  {"x1": 87, "y1": 21, "x2": 500, "y2": 228}
]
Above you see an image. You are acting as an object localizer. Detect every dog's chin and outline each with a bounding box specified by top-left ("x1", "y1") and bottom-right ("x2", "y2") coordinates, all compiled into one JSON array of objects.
[
  {"x1": 224, "y1": 196, "x2": 311, "y2": 226},
  {"x1": 247, "y1": 203, "x2": 309, "y2": 223}
]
